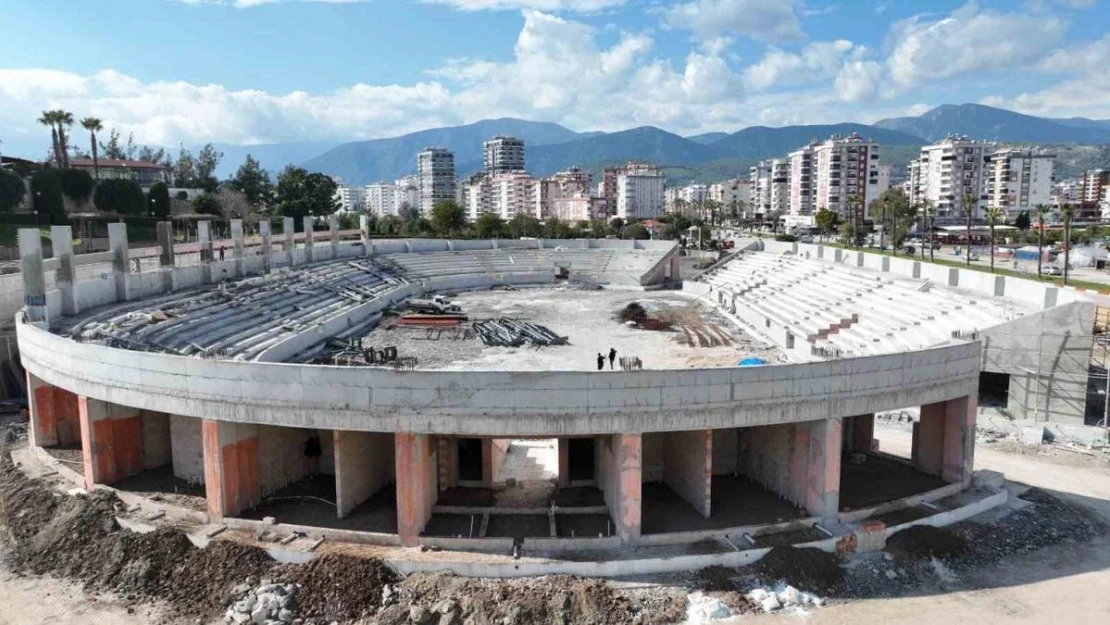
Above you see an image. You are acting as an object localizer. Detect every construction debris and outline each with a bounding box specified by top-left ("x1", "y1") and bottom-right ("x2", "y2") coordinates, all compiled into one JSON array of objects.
[{"x1": 474, "y1": 318, "x2": 569, "y2": 347}]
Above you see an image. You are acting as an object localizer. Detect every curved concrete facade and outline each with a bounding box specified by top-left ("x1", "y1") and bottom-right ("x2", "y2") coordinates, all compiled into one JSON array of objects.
[{"x1": 18, "y1": 320, "x2": 979, "y2": 436}]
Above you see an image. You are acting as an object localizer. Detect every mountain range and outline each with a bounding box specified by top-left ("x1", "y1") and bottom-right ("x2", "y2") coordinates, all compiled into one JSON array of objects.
[{"x1": 211, "y1": 103, "x2": 1110, "y2": 186}]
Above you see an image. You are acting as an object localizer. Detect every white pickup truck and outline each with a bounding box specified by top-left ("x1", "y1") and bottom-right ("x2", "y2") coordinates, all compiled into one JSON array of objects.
[{"x1": 406, "y1": 295, "x2": 462, "y2": 315}]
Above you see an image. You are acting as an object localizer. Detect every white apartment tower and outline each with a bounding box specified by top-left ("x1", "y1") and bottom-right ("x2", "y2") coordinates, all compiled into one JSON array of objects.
[
  {"x1": 483, "y1": 136, "x2": 526, "y2": 174},
  {"x1": 615, "y1": 163, "x2": 665, "y2": 220},
  {"x1": 492, "y1": 172, "x2": 536, "y2": 220},
  {"x1": 708, "y1": 179, "x2": 751, "y2": 210},
  {"x1": 535, "y1": 167, "x2": 592, "y2": 220},
  {"x1": 364, "y1": 182, "x2": 396, "y2": 216},
  {"x1": 788, "y1": 143, "x2": 816, "y2": 216},
  {"x1": 333, "y1": 185, "x2": 364, "y2": 213},
  {"x1": 750, "y1": 161, "x2": 772, "y2": 215},
  {"x1": 907, "y1": 135, "x2": 989, "y2": 224},
  {"x1": 417, "y1": 148, "x2": 456, "y2": 215},
  {"x1": 986, "y1": 148, "x2": 1055, "y2": 220},
  {"x1": 812, "y1": 133, "x2": 881, "y2": 221}
]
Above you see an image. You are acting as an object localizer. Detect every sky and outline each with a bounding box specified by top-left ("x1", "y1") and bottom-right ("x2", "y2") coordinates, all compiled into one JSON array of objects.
[{"x1": 1, "y1": 0, "x2": 1109, "y2": 158}]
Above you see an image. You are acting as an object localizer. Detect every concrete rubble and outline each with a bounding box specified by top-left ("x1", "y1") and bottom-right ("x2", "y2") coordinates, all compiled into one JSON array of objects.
[
  {"x1": 224, "y1": 579, "x2": 300, "y2": 625},
  {"x1": 744, "y1": 582, "x2": 822, "y2": 614}
]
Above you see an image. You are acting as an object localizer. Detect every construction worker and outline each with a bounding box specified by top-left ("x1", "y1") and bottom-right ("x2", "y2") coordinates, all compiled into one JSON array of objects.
[
  {"x1": 609, "y1": 347, "x2": 617, "y2": 369},
  {"x1": 596, "y1": 353, "x2": 604, "y2": 371}
]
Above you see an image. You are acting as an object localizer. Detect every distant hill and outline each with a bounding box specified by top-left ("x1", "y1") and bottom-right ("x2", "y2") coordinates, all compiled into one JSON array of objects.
[
  {"x1": 712, "y1": 123, "x2": 925, "y2": 158},
  {"x1": 300, "y1": 118, "x2": 585, "y2": 185},
  {"x1": 686, "y1": 132, "x2": 730, "y2": 145},
  {"x1": 874, "y1": 103, "x2": 1110, "y2": 144},
  {"x1": 207, "y1": 141, "x2": 341, "y2": 180}
]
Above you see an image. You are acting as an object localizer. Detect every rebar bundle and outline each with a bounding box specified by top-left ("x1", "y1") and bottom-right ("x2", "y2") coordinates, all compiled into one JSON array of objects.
[{"x1": 473, "y1": 317, "x2": 568, "y2": 347}]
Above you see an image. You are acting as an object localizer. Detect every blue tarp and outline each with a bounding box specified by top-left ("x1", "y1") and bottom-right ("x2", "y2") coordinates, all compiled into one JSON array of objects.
[{"x1": 738, "y1": 357, "x2": 766, "y2": 366}]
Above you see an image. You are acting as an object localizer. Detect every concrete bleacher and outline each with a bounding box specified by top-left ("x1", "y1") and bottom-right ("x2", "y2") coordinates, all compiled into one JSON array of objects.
[
  {"x1": 376, "y1": 247, "x2": 668, "y2": 287},
  {"x1": 700, "y1": 251, "x2": 1034, "y2": 359}
]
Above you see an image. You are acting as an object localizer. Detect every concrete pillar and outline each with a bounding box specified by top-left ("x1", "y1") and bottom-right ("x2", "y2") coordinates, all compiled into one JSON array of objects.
[
  {"x1": 201, "y1": 419, "x2": 261, "y2": 519},
  {"x1": 914, "y1": 396, "x2": 976, "y2": 485},
  {"x1": 27, "y1": 372, "x2": 80, "y2": 448},
  {"x1": 230, "y1": 219, "x2": 245, "y2": 275},
  {"x1": 804, "y1": 418, "x2": 842, "y2": 520},
  {"x1": 739, "y1": 419, "x2": 841, "y2": 521},
  {"x1": 302, "y1": 216, "x2": 315, "y2": 264},
  {"x1": 847, "y1": 414, "x2": 875, "y2": 452},
  {"x1": 156, "y1": 222, "x2": 175, "y2": 267},
  {"x1": 437, "y1": 437, "x2": 457, "y2": 492},
  {"x1": 18, "y1": 228, "x2": 47, "y2": 323},
  {"x1": 77, "y1": 396, "x2": 143, "y2": 490},
  {"x1": 283, "y1": 216, "x2": 296, "y2": 255},
  {"x1": 50, "y1": 225, "x2": 78, "y2": 316},
  {"x1": 259, "y1": 220, "x2": 272, "y2": 273},
  {"x1": 329, "y1": 213, "x2": 339, "y2": 251},
  {"x1": 601, "y1": 433, "x2": 642, "y2": 541},
  {"x1": 197, "y1": 220, "x2": 213, "y2": 262},
  {"x1": 334, "y1": 430, "x2": 394, "y2": 519},
  {"x1": 108, "y1": 222, "x2": 131, "y2": 302},
  {"x1": 395, "y1": 432, "x2": 436, "y2": 547},
  {"x1": 359, "y1": 214, "x2": 372, "y2": 257}
]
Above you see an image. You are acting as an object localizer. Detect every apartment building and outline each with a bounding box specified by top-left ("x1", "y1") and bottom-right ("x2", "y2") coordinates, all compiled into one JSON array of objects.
[
  {"x1": 364, "y1": 182, "x2": 395, "y2": 216},
  {"x1": 906, "y1": 135, "x2": 989, "y2": 225},
  {"x1": 708, "y1": 178, "x2": 751, "y2": 214},
  {"x1": 812, "y1": 133, "x2": 881, "y2": 221},
  {"x1": 462, "y1": 173, "x2": 494, "y2": 221},
  {"x1": 1081, "y1": 169, "x2": 1110, "y2": 222},
  {"x1": 333, "y1": 185, "x2": 364, "y2": 213},
  {"x1": 615, "y1": 163, "x2": 665, "y2": 220},
  {"x1": 417, "y1": 148, "x2": 456, "y2": 215},
  {"x1": 985, "y1": 148, "x2": 1055, "y2": 220},
  {"x1": 535, "y1": 167, "x2": 592, "y2": 219},
  {"x1": 483, "y1": 136, "x2": 525, "y2": 174},
  {"x1": 492, "y1": 171, "x2": 536, "y2": 220},
  {"x1": 788, "y1": 143, "x2": 816, "y2": 217}
]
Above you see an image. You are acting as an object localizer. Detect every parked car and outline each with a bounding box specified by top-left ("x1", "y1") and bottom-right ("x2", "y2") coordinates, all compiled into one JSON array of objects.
[{"x1": 1043, "y1": 266, "x2": 1063, "y2": 276}]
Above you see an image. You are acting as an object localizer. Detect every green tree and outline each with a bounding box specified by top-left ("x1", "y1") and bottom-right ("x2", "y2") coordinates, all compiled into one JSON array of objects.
[
  {"x1": 845, "y1": 194, "x2": 863, "y2": 247},
  {"x1": 273, "y1": 166, "x2": 338, "y2": 217},
  {"x1": 195, "y1": 144, "x2": 223, "y2": 192},
  {"x1": 54, "y1": 110, "x2": 74, "y2": 168},
  {"x1": 609, "y1": 217, "x2": 625, "y2": 234},
  {"x1": 99, "y1": 128, "x2": 125, "y2": 160},
  {"x1": 59, "y1": 168, "x2": 95, "y2": 204},
  {"x1": 814, "y1": 208, "x2": 838, "y2": 243},
  {"x1": 30, "y1": 170, "x2": 65, "y2": 219},
  {"x1": 80, "y1": 117, "x2": 103, "y2": 179},
  {"x1": 227, "y1": 154, "x2": 273, "y2": 209},
  {"x1": 431, "y1": 200, "x2": 466, "y2": 236},
  {"x1": 1014, "y1": 211, "x2": 1030, "y2": 231},
  {"x1": 985, "y1": 206, "x2": 1004, "y2": 273},
  {"x1": 475, "y1": 212, "x2": 505, "y2": 239},
  {"x1": 507, "y1": 213, "x2": 542, "y2": 238},
  {"x1": 148, "y1": 181, "x2": 170, "y2": 219},
  {"x1": 544, "y1": 217, "x2": 573, "y2": 239},
  {"x1": 191, "y1": 192, "x2": 221, "y2": 215},
  {"x1": 376, "y1": 215, "x2": 401, "y2": 236},
  {"x1": 38, "y1": 111, "x2": 61, "y2": 168},
  {"x1": 94, "y1": 178, "x2": 146, "y2": 215},
  {"x1": 1061, "y1": 203, "x2": 1076, "y2": 285},
  {"x1": 174, "y1": 145, "x2": 197, "y2": 186},
  {"x1": 622, "y1": 222, "x2": 649, "y2": 240},
  {"x1": 0, "y1": 169, "x2": 27, "y2": 213}
]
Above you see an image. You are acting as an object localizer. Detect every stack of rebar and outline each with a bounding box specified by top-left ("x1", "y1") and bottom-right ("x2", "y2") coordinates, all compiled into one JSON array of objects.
[{"x1": 473, "y1": 317, "x2": 568, "y2": 347}]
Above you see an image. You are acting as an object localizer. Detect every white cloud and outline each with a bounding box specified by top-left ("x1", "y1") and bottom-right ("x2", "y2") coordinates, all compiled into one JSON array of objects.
[
  {"x1": 743, "y1": 40, "x2": 857, "y2": 91},
  {"x1": 886, "y1": 2, "x2": 1067, "y2": 88},
  {"x1": 666, "y1": 0, "x2": 805, "y2": 43},
  {"x1": 981, "y1": 35, "x2": 1110, "y2": 118},
  {"x1": 420, "y1": 0, "x2": 626, "y2": 11},
  {"x1": 178, "y1": 0, "x2": 365, "y2": 6},
  {"x1": 834, "y1": 60, "x2": 882, "y2": 102}
]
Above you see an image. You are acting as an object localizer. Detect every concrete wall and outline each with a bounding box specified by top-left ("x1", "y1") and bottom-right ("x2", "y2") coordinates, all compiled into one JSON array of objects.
[
  {"x1": 738, "y1": 419, "x2": 842, "y2": 519},
  {"x1": 596, "y1": 433, "x2": 641, "y2": 540},
  {"x1": 27, "y1": 373, "x2": 81, "y2": 447},
  {"x1": 395, "y1": 433, "x2": 437, "y2": 546},
  {"x1": 170, "y1": 414, "x2": 204, "y2": 484},
  {"x1": 661, "y1": 429, "x2": 711, "y2": 518},
  {"x1": 711, "y1": 428, "x2": 739, "y2": 475},
  {"x1": 78, "y1": 396, "x2": 143, "y2": 489},
  {"x1": 18, "y1": 321, "x2": 982, "y2": 437},
  {"x1": 140, "y1": 410, "x2": 172, "y2": 470},
  {"x1": 334, "y1": 431, "x2": 394, "y2": 518},
  {"x1": 912, "y1": 396, "x2": 976, "y2": 485},
  {"x1": 257, "y1": 423, "x2": 313, "y2": 497},
  {"x1": 203, "y1": 419, "x2": 261, "y2": 519}
]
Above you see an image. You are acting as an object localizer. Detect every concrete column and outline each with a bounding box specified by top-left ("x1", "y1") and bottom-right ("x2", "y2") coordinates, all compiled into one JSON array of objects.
[
  {"x1": 804, "y1": 418, "x2": 841, "y2": 520},
  {"x1": 437, "y1": 437, "x2": 457, "y2": 492},
  {"x1": 334, "y1": 430, "x2": 394, "y2": 519},
  {"x1": 201, "y1": 419, "x2": 261, "y2": 520},
  {"x1": 26, "y1": 372, "x2": 80, "y2": 448},
  {"x1": 359, "y1": 214, "x2": 372, "y2": 257},
  {"x1": 230, "y1": 219, "x2": 245, "y2": 275},
  {"x1": 259, "y1": 221, "x2": 272, "y2": 273},
  {"x1": 197, "y1": 220, "x2": 213, "y2": 262},
  {"x1": 77, "y1": 396, "x2": 143, "y2": 490},
  {"x1": 847, "y1": 414, "x2": 875, "y2": 452},
  {"x1": 156, "y1": 221, "x2": 175, "y2": 267},
  {"x1": 329, "y1": 213, "x2": 339, "y2": 251},
  {"x1": 600, "y1": 433, "x2": 642, "y2": 541},
  {"x1": 50, "y1": 225, "x2": 78, "y2": 316},
  {"x1": 912, "y1": 403, "x2": 946, "y2": 477},
  {"x1": 915, "y1": 397, "x2": 976, "y2": 485},
  {"x1": 395, "y1": 432, "x2": 436, "y2": 547},
  {"x1": 283, "y1": 216, "x2": 296, "y2": 255},
  {"x1": 108, "y1": 222, "x2": 131, "y2": 302},
  {"x1": 739, "y1": 419, "x2": 841, "y2": 521},
  {"x1": 302, "y1": 216, "x2": 315, "y2": 263},
  {"x1": 18, "y1": 228, "x2": 47, "y2": 323}
]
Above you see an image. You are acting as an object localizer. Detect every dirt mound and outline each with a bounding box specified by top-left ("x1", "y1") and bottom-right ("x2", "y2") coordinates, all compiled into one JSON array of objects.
[
  {"x1": 696, "y1": 565, "x2": 736, "y2": 592},
  {"x1": 164, "y1": 539, "x2": 275, "y2": 616},
  {"x1": 375, "y1": 572, "x2": 638, "y2": 625},
  {"x1": 756, "y1": 547, "x2": 844, "y2": 594},
  {"x1": 277, "y1": 554, "x2": 397, "y2": 622},
  {"x1": 0, "y1": 453, "x2": 60, "y2": 545},
  {"x1": 618, "y1": 302, "x2": 648, "y2": 324},
  {"x1": 886, "y1": 525, "x2": 968, "y2": 562}
]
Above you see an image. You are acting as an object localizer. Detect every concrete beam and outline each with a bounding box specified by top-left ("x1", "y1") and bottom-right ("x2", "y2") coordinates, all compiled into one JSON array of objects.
[
  {"x1": 18, "y1": 228, "x2": 47, "y2": 323},
  {"x1": 107, "y1": 223, "x2": 131, "y2": 302},
  {"x1": 50, "y1": 225, "x2": 78, "y2": 316},
  {"x1": 359, "y1": 214, "x2": 371, "y2": 256},
  {"x1": 202, "y1": 419, "x2": 261, "y2": 520},
  {"x1": 395, "y1": 432, "x2": 436, "y2": 546}
]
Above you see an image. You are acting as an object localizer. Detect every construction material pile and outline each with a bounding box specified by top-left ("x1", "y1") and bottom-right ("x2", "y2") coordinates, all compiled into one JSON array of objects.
[{"x1": 473, "y1": 318, "x2": 568, "y2": 347}]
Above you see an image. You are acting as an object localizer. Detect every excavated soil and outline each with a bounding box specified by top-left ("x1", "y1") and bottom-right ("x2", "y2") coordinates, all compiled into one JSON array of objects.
[
  {"x1": 277, "y1": 554, "x2": 397, "y2": 623},
  {"x1": 886, "y1": 525, "x2": 969, "y2": 562},
  {"x1": 754, "y1": 546, "x2": 845, "y2": 595}
]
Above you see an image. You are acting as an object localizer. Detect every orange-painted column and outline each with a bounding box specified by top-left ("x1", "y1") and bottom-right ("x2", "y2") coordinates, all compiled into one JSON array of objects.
[
  {"x1": 27, "y1": 373, "x2": 56, "y2": 448},
  {"x1": 76, "y1": 396, "x2": 142, "y2": 490},
  {"x1": 396, "y1": 432, "x2": 436, "y2": 547},
  {"x1": 805, "y1": 418, "x2": 842, "y2": 521},
  {"x1": 616, "y1": 433, "x2": 642, "y2": 541},
  {"x1": 202, "y1": 419, "x2": 261, "y2": 520},
  {"x1": 942, "y1": 396, "x2": 976, "y2": 485},
  {"x1": 913, "y1": 401, "x2": 947, "y2": 476}
]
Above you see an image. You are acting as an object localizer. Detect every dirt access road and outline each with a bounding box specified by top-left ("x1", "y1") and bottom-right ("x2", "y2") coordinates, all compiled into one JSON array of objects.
[{"x1": 751, "y1": 426, "x2": 1110, "y2": 625}]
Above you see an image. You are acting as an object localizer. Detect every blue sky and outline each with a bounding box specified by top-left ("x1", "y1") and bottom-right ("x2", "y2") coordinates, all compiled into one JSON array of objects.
[{"x1": 1, "y1": 0, "x2": 1108, "y2": 157}]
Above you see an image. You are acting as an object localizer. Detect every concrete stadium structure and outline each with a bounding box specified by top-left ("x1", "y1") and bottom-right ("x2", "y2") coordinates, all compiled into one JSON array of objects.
[{"x1": 15, "y1": 219, "x2": 986, "y2": 553}]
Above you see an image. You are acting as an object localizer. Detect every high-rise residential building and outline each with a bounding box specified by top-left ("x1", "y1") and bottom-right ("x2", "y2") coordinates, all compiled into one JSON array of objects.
[
  {"x1": 463, "y1": 173, "x2": 494, "y2": 221},
  {"x1": 750, "y1": 160, "x2": 773, "y2": 215},
  {"x1": 597, "y1": 168, "x2": 621, "y2": 217},
  {"x1": 395, "y1": 175, "x2": 420, "y2": 214},
  {"x1": 364, "y1": 182, "x2": 396, "y2": 216},
  {"x1": 812, "y1": 133, "x2": 881, "y2": 222},
  {"x1": 535, "y1": 167, "x2": 591, "y2": 220},
  {"x1": 876, "y1": 164, "x2": 893, "y2": 196},
  {"x1": 985, "y1": 148, "x2": 1055, "y2": 220},
  {"x1": 1101, "y1": 187, "x2": 1110, "y2": 221},
  {"x1": 1080, "y1": 169, "x2": 1110, "y2": 221},
  {"x1": 333, "y1": 185, "x2": 364, "y2": 213},
  {"x1": 708, "y1": 179, "x2": 751, "y2": 211},
  {"x1": 491, "y1": 172, "x2": 536, "y2": 220},
  {"x1": 906, "y1": 135, "x2": 989, "y2": 224},
  {"x1": 615, "y1": 163, "x2": 665, "y2": 220},
  {"x1": 483, "y1": 136, "x2": 526, "y2": 174},
  {"x1": 788, "y1": 143, "x2": 816, "y2": 217},
  {"x1": 770, "y1": 159, "x2": 791, "y2": 215},
  {"x1": 417, "y1": 148, "x2": 456, "y2": 215}
]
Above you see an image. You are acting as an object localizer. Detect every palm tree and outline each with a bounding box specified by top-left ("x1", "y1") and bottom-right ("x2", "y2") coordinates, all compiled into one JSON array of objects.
[
  {"x1": 81, "y1": 117, "x2": 103, "y2": 179},
  {"x1": 963, "y1": 192, "x2": 977, "y2": 266},
  {"x1": 55, "y1": 110, "x2": 74, "y2": 168},
  {"x1": 38, "y1": 111, "x2": 61, "y2": 168},
  {"x1": 846, "y1": 193, "x2": 862, "y2": 248},
  {"x1": 876, "y1": 197, "x2": 888, "y2": 251},
  {"x1": 1034, "y1": 204, "x2": 1050, "y2": 278},
  {"x1": 1061, "y1": 203, "x2": 1076, "y2": 286},
  {"x1": 985, "y1": 206, "x2": 1004, "y2": 274}
]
